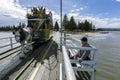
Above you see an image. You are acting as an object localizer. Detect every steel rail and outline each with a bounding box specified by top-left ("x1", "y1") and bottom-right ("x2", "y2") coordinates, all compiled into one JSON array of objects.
[
  {"x1": 0, "y1": 46, "x2": 21, "y2": 55},
  {"x1": 12, "y1": 41, "x2": 52, "y2": 80},
  {"x1": 0, "y1": 47, "x2": 21, "y2": 60}
]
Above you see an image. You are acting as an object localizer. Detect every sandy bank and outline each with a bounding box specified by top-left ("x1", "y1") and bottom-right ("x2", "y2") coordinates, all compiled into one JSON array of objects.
[{"x1": 66, "y1": 31, "x2": 109, "y2": 37}]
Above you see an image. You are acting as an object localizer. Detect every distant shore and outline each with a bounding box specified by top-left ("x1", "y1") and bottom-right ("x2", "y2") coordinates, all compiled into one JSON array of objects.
[{"x1": 66, "y1": 31, "x2": 109, "y2": 37}]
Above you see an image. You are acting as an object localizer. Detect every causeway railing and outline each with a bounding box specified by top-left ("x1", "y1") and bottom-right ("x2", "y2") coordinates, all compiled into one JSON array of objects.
[
  {"x1": 0, "y1": 37, "x2": 20, "y2": 53},
  {"x1": 60, "y1": 32, "x2": 98, "y2": 80}
]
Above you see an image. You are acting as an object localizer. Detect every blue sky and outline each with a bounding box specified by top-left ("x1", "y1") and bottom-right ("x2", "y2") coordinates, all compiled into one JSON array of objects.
[{"x1": 0, "y1": 0, "x2": 120, "y2": 28}]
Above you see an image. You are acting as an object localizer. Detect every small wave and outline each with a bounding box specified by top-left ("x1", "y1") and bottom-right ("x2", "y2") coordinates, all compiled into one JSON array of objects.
[{"x1": 88, "y1": 32, "x2": 112, "y2": 40}]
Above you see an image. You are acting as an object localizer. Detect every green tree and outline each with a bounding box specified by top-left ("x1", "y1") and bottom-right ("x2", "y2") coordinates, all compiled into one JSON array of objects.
[
  {"x1": 92, "y1": 25, "x2": 96, "y2": 31},
  {"x1": 63, "y1": 14, "x2": 69, "y2": 30},
  {"x1": 84, "y1": 20, "x2": 90, "y2": 31},
  {"x1": 78, "y1": 21, "x2": 84, "y2": 31},
  {"x1": 54, "y1": 21, "x2": 59, "y2": 31},
  {"x1": 68, "y1": 16, "x2": 77, "y2": 31}
]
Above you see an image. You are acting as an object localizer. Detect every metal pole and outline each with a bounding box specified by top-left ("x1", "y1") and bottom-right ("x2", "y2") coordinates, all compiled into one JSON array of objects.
[
  {"x1": 60, "y1": 1, "x2": 64, "y2": 80},
  {"x1": 60, "y1": 0, "x2": 62, "y2": 30},
  {"x1": 60, "y1": 0, "x2": 62, "y2": 50},
  {"x1": 10, "y1": 37, "x2": 13, "y2": 49}
]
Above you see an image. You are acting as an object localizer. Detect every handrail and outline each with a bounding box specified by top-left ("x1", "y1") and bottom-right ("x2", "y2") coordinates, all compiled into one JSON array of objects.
[
  {"x1": 0, "y1": 36, "x2": 14, "y2": 40},
  {"x1": 0, "y1": 37, "x2": 19, "y2": 53},
  {"x1": 66, "y1": 46, "x2": 97, "y2": 51},
  {"x1": 61, "y1": 32, "x2": 98, "y2": 80},
  {"x1": 62, "y1": 45, "x2": 76, "y2": 80},
  {"x1": 0, "y1": 42, "x2": 17, "y2": 49}
]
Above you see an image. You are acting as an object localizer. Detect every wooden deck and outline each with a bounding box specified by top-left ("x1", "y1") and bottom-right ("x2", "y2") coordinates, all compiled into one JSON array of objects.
[{"x1": 28, "y1": 32, "x2": 62, "y2": 80}]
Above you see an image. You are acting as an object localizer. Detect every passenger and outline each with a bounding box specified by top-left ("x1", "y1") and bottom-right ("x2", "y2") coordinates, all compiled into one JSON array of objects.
[
  {"x1": 75, "y1": 37, "x2": 91, "y2": 62},
  {"x1": 27, "y1": 23, "x2": 33, "y2": 29},
  {"x1": 27, "y1": 23, "x2": 34, "y2": 37}
]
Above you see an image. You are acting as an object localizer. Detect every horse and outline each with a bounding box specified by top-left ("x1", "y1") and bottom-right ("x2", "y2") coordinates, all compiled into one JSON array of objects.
[{"x1": 13, "y1": 26, "x2": 33, "y2": 58}]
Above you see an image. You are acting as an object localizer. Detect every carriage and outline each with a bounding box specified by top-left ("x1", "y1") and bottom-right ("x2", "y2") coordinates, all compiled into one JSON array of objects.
[
  {"x1": 13, "y1": 6, "x2": 53, "y2": 56},
  {"x1": 27, "y1": 6, "x2": 53, "y2": 44}
]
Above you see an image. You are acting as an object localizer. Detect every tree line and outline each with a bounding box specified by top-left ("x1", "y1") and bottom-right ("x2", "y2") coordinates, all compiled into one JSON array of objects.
[
  {"x1": 0, "y1": 23, "x2": 25, "y2": 31},
  {"x1": 0, "y1": 14, "x2": 96, "y2": 32},
  {"x1": 54, "y1": 14, "x2": 96, "y2": 31},
  {"x1": 0, "y1": 25, "x2": 15, "y2": 31}
]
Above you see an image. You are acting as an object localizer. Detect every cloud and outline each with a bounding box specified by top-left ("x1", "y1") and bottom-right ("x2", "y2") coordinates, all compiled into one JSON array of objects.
[
  {"x1": 51, "y1": 11, "x2": 60, "y2": 23},
  {"x1": 67, "y1": 11, "x2": 120, "y2": 28},
  {"x1": 115, "y1": 0, "x2": 120, "y2": 2},
  {"x1": 0, "y1": 0, "x2": 61, "y2": 27},
  {"x1": 76, "y1": 9, "x2": 80, "y2": 12},
  {"x1": 68, "y1": 12, "x2": 80, "y2": 18},
  {"x1": 72, "y1": 5, "x2": 77, "y2": 8},
  {"x1": 70, "y1": 10, "x2": 75, "y2": 13},
  {"x1": 51, "y1": 6, "x2": 120, "y2": 29},
  {"x1": 80, "y1": 8, "x2": 84, "y2": 11},
  {"x1": 0, "y1": 0, "x2": 26, "y2": 26}
]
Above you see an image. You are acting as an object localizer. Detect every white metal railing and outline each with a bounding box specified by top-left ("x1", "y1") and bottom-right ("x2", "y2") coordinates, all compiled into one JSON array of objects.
[
  {"x1": 0, "y1": 37, "x2": 19, "y2": 53},
  {"x1": 60, "y1": 32, "x2": 76, "y2": 80},
  {"x1": 62, "y1": 45, "x2": 76, "y2": 80},
  {"x1": 60, "y1": 32, "x2": 98, "y2": 80}
]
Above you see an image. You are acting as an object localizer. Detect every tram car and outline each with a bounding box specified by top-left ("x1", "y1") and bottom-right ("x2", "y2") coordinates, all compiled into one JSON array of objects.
[{"x1": 26, "y1": 6, "x2": 53, "y2": 44}]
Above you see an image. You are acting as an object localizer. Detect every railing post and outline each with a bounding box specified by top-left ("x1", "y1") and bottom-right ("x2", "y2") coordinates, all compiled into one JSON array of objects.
[
  {"x1": 60, "y1": 63, "x2": 62, "y2": 80},
  {"x1": 60, "y1": 36, "x2": 62, "y2": 51},
  {"x1": 10, "y1": 37, "x2": 13, "y2": 49},
  {"x1": 62, "y1": 49, "x2": 65, "y2": 80},
  {"x1": 64, "y1": 32, "x2": 66, "y2": 45},
  {"x1": 91, "y1": 71, "x2": 94, "y2": 80}
]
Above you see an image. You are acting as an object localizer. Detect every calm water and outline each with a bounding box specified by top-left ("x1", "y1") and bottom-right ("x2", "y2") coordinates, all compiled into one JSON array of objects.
[{"x1": 88, "y1": 31, "x2": 120, "y2": 80}]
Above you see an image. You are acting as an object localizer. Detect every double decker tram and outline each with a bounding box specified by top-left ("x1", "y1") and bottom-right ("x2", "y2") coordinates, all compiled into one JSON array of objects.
[{"x1": 27, "y1": 6, "x2": 53, "y2": 45}]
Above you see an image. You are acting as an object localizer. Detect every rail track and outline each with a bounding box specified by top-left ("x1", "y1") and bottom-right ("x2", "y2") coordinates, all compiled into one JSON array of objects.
[
  {"x1": 0, "y1": 46, "x2": 21, "y2": 61},
  {"x1": 1, "y1": 39, "x2": 59, "y2": 80}
]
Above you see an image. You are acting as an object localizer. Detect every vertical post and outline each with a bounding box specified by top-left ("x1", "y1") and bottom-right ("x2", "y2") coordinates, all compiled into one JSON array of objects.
[
  {"x1": 60, "y1": 63, "x2": 62, "y2": 80},
  {"x1": 60, "y1": 0, "x2": 62, "y2": 32},
  {"x1": 91, "y1": 71, "x2": 94, "y2": 80},
  {"x1": 62, "y1": 51, "x2": 65, "y2": 80},
  {"x1": 94, "y1": 49, "x2": 98, "y2": 71},
  {"x1": 60, "y1": 0, "x2": 62, "y2": 50},
  {"x1": 10, "y1": 37, "x2": 13, "y2": 49},
  {"x1": 64, "y1": 32, "x2": 66, "y2": 45}
]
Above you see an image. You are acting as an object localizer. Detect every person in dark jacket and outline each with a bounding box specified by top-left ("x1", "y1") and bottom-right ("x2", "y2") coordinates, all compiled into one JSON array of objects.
[{"x1": 76, "y1": 37, "x2": 91, "y2": 62}]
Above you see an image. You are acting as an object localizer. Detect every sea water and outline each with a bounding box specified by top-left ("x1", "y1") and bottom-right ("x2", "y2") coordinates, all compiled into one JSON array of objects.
[{"x1": 89, "y1": 31, "x2": 120, "y2": 80}]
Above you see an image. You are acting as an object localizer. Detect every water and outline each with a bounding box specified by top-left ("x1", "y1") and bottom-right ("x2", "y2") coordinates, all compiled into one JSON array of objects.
[
  {"x1": 0, "y1": 32, "x2": 13, "y2": 46},
  {"x1": 88, "y1": 31, "x2": 120, "y2": 80},
  {"x1": 0, "y1": 32, "x2": 13, "y2": 38}
]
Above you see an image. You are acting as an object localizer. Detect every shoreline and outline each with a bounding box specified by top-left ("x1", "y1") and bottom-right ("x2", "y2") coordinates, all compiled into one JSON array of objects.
[{"x1": 66, "y1": 31, "x2": 109, "y2": 37}]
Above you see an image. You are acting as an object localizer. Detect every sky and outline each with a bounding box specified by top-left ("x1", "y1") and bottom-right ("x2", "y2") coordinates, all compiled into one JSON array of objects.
[{"x1": 0, "y1": 0, "x2": 120, "y2": 28}]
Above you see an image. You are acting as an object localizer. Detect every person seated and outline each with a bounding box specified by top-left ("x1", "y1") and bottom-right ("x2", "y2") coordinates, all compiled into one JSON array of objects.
[{"x1": 75, "y1": 37, "x2": 91, "y2": 62}]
